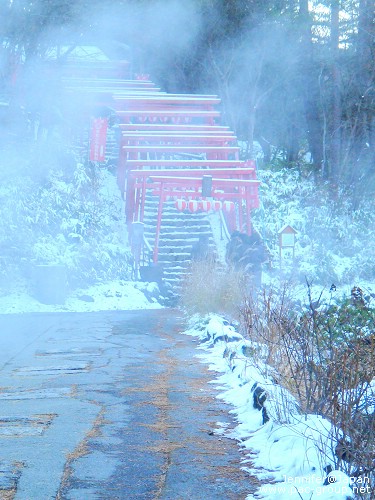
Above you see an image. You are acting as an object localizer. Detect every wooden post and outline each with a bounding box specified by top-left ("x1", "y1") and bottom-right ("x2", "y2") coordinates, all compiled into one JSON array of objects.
[
  {"x1": 125, "y1": 177, "x2": 136, "y2": 225},
  {"x1": 245, "y1": 187, "x2": 251, "y2": 234},
  {"x1": 140, "y1": 177, "x2": 147, "y2": 222},
  {"x1": 153, "y1": 187, "x2": 164, "y2": 263},
  {"x1": 117, "y1": 145, "x2": 127, "y2": 195},
  {"x1": 134, "y1": 185, "x2": 141, "y2": 222}
]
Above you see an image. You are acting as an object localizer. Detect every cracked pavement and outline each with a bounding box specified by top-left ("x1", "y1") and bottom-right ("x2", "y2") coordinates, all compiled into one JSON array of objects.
[{"x1": 0, "y1": 309, "x2": 257, "y2": 499}]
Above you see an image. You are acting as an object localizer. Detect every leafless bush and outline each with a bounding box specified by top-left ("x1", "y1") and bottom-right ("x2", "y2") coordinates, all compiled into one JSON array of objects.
[{"x1": 240, "y1": 283, "x2": 375, "y2": 496}]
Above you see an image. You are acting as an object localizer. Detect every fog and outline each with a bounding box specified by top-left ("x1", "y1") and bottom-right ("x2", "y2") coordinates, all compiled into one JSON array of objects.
[
  {"x1": 0, "y1": 0, "x2": 206, "y2": 159},
  {"x1": 0, "y1": 0, "x2": 306, "y2": 164},
  {"x1": 0, "y1": 0, "x2": 212, "y2": 292},
  {"x1": 0, "y1": 0, "x2": 373, "y2": 294}
]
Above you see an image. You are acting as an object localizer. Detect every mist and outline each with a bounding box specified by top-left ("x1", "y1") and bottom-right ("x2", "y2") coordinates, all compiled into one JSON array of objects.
[{"x1": 0, "y1": 0, "x2": 374, "y2": 295}]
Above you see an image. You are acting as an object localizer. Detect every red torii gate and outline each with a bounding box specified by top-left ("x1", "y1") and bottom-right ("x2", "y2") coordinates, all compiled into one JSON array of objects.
[
  {"x1": 128, "y1": 166, "x2": 259, "y2": 262},
  {"x1": 61, "y1": 64, "x2": 261, "y2": 266},
  {"x1": 117, "y1": 128, "x2": 238, "y2": 187},
  {"x1": 118, "y1": 123, "x2": 233, "y2": 133},
  {"x1": 118, "y1": 158, "x2": 246, "y2": 202}
]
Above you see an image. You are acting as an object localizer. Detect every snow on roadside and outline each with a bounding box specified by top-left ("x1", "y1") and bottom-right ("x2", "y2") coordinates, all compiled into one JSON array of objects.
[
  {"x1": 0, "y1": 280, "x2": 163, "y2": 314},
  {"x1": 183, "y1": 314, "x2": 356, "y2": 500}
]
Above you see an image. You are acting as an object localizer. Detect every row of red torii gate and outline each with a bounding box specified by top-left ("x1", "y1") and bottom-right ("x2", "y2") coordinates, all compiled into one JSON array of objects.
[{"x1": 60, "y1": 57, "x2": 260, "y2": 264}]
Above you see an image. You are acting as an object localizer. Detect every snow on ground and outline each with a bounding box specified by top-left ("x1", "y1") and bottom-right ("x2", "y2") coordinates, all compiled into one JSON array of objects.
[
  {"x1": 183, "y1": 315, "x2": 360, "y2": 500},
  {"x1": 0, "y1": 280, "x2": 162, "y2": 314}
]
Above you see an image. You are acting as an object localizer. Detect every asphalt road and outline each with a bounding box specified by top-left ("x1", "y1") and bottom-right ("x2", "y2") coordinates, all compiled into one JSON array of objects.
[{"x1": 0, "y1": 309, "x2": 257, "y2": 500}]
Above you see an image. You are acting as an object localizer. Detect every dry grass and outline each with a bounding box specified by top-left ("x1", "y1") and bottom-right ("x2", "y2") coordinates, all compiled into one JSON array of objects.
[
  {"x1": 0, "y1": 488, "x2": 16, "y2": 500},
  {"x1": 65, "y1": 407, "x2": 107, "y2": 461},
  {"x1": 179, "y1": 260, "x2": 245, "y2": 318}
]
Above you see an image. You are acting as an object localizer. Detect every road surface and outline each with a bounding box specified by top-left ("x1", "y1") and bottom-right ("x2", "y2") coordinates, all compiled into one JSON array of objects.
[{"x1": 0, "y1": 309, "x2": 258, "y2": 499}]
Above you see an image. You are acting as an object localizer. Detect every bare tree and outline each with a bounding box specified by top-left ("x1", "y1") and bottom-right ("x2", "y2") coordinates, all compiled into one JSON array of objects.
[{"x1": 330, "y1": 0, "x2": 342, "y2": 187}]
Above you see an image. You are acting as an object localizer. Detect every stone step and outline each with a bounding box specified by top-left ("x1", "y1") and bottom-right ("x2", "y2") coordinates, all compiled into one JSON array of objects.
[
  {"x1": 148, "y1": 234, "x2": 212, "y2": 244},
  {"x1": 163, "y1": 261, "x2": 190, "y2": 272},
  {"x1": 163, "y1": 268, "x2": 189, "y2": 277},
  {"x1": 144, "y1": 203, "x2": 208, "y2": 212},
  {"x1": 160, "y1": 216, "x2": 209, "y2": 223},
  {"x1": 144, "y1": 236, "x2": 211, "y2": 246},
  {"x1": 141, "y1": 190, "x2": 216, "y2": 291},
  {"x1": 159, "y1": 251, "x2": 213, "y2": 260},
  {"x1": 145, "y1": 205, "x2": 209, "y2": 213},
  {"x1": 158, "y1": 253, "x2": 191, "y2": 262},
  {"x1": 158, "y1": 248, "x2": 191, "y2": 256},
  {"x1": 164, "y1": 273, "x2": 186, "y2": 280},
  {"x1": 163, "y1": 277, "x2": 186, "y2": 287},
  {"x1": 144, "y1": 233, "x2": 211, "y2": 242},
  {"x1": 143, "y1": 216, "x2": 210, "y2": 225},
  {"x1": 158, "y1": 235, "x2": 213, "y2": 244},
  {"x1": 160, "y1": 227, "x2": 211, "y2": 239},
  {"x1": 148, "y1": 214, "x2": 209, "y2": 221},
  {"x1": 158, "y1": 249, "x2": 193, "y2": 256}
]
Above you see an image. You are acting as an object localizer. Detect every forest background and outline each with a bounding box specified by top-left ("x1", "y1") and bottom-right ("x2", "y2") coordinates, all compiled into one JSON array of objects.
[{"x1": 0, "y1": 0, "x2": 374, "y2": 203}]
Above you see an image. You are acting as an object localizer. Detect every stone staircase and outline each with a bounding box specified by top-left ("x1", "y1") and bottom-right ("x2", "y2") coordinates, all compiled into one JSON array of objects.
[{"x1": 142, "y1": 194, "x2": 216, "y2": 291}]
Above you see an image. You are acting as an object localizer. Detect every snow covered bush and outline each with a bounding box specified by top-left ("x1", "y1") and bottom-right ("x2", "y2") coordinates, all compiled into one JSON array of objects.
[
  {"x1": 240, "y1": 282, "x2": 375, "y2": 495},
  {"x1": 0, "y1": 162, "x2": 132, "y2": 291},
  {"x1": 185, "y1": 314, "x2": 356, "y2": 500},
  {"x1": 254, "y1": 165, "x2": 375, "y2": 285}
]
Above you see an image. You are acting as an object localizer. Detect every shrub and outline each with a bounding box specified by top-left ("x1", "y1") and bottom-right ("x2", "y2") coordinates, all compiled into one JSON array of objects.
[
  {"x1": 240, "y1": 282, "x2": 375, "y2": 494},
  {"x1": 179, "y1": 259, "x2": 245, "y2": 318},
  {"x1": 253, "y1": 165, "x2": 375, "y2": 285},
  {"x1": 0, "y1": 163, "x2": 132, "y2": 291}
]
